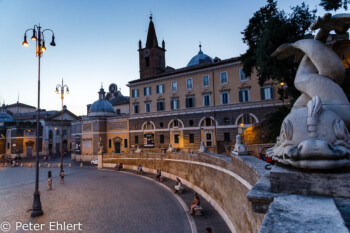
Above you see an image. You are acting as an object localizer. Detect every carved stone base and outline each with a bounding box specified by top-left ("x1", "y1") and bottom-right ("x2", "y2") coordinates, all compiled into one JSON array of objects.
[{"x1": 270, "y1": 164, "x2": 350, "y2": 198}]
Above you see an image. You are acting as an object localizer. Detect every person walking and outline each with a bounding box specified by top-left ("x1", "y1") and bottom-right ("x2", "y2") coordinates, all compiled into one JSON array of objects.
[
  {"x1": 48, "y1": 170, "x2": 52, "y2": 190},
  {"x1": 60, "y1": 170, "x2": 65, "y2": 184}
]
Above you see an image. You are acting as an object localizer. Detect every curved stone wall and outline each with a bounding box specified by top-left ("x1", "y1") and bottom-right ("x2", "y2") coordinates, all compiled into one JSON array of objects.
[{"x1": 102, "y1": 152, "x2": 267, "y2": 233}]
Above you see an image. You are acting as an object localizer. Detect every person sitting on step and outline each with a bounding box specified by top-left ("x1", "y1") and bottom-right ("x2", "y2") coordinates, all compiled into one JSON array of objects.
[
  {"x1": 174, "y1": 177, "x2": 182, "y2": 193},
  {"x1": 189, "y1": 192, "x2": 200, "y2": 215}
]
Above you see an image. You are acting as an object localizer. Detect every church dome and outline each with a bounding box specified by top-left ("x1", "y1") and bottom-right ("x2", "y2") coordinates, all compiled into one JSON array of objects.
[
  {"x1": 187, "y1": 45, "x2": 213, "y2": 67},
  {"x1": 0, "y1": 104, "x2": 13, "y2": 122},
  {"x1": 88, "y1": 87, "x2": 115, "y2": 117}
]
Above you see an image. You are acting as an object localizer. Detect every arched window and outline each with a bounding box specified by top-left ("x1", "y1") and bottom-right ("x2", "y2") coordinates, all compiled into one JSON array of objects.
[
  {"x1": 142, "y1": 121, "x2": 155, "y2": 130},
  {"x1": 201, "y1": 117, "x2": 214, "y2": 127},
  {"x1": 236, "y1": 114, "x2": 257, "y2": 125},
  {"x1": 169, "y1": 119, "x2": 183, "y2": 128}
]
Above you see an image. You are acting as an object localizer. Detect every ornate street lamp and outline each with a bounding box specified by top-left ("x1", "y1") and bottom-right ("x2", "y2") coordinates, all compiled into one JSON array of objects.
[
  {"x1": 55, "y1": 79, "x2": 69, "y2": 173},
  {"x1": 22, "y1": 24, "x2": 56, "y2": 217}
]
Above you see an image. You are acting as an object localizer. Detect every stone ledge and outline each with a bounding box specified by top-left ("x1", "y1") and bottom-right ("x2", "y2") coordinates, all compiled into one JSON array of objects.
[
  {"x1": 247, "y1": 171, "x2": 284, "y2": 214},
  {"x1": 259, "y1": 195, "x2": 348, "y2": 233},
  {"x1": 270, "y1": 165, "x2": 350, "y2": 198}
]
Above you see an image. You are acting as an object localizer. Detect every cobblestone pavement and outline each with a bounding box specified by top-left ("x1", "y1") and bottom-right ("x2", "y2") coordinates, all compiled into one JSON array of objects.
[{"x1": 0, "y1": 163, "x2": 191, "y2": 233}]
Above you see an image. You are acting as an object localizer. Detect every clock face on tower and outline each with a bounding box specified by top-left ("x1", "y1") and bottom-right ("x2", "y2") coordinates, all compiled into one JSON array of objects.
[
  {"x1": 109, "y1": 83, "x2": 117, "y2": 93},
  {"x1": 143, "y1": 49, "x2": 150, "y2": 57}
]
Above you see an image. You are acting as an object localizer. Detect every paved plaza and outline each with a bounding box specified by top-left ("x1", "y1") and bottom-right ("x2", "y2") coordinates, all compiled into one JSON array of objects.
[{"x1": 0, "y1": 160, "x2": 230, "y2": 233}]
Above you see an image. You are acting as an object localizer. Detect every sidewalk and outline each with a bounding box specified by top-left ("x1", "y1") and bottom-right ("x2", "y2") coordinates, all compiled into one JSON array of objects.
[{"x1": 112, "y1": 168, "x2": 231, "y2": 233}]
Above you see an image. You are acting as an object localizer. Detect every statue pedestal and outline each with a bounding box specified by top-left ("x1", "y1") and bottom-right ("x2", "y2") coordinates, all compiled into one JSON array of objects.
[{"x1": 270, "y1": 164, "x2": 350, "y2": 198}]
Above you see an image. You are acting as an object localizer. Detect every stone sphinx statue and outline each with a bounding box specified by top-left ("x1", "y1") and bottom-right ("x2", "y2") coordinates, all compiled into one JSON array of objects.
[
  {"x1": 267, "y1": 13, "x2": 350, "y2": 169},
  {"x1": 198, "y1": 141, "x2": 208, "y2": 153},
  {"x1": 231, "y1": 134, "x2": 248, "y2": 156},
  {"x1": 167, "y1": 144, "x2": 175, "y2": 153}
]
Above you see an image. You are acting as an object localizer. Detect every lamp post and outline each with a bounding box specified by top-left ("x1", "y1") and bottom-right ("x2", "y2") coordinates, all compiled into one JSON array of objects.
[
  {"x1": 280, "y1": 82, "x2": 286, "y2": 107},
  {"x1": 22, "y1": 24, "x2": 56, "y2": 217},
  {"x1": 55, "y1": 79, "x2": 69, "y2": 173}
]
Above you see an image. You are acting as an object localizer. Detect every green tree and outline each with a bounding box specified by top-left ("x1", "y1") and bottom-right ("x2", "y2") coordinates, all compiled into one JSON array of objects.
[
  {"x1": 241, "y1": 0, "x2": 316, "y2": 101},
  {"x1": 320, "y1": 0, "x2": 349, "y2": 11}
]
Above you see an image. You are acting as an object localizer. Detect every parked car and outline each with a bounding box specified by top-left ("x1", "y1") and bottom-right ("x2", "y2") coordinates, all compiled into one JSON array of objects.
[{"x1": 91, "y1": 158, "x2": 98, "y2": 165}]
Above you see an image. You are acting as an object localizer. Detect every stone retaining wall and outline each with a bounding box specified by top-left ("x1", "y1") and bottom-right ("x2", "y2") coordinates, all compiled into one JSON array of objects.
[
  {"x1": 102, "y1": 152, "x2": 267, "y2": 233},
  {"x1": 71, "y1": 154, "x2": 98, "y2": 162}
]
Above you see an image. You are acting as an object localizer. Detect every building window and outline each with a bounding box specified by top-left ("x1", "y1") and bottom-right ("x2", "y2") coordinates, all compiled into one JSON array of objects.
[
  {"x1": 203, "y1": 75, "x2": 210, "y2": 87},
  {"x1": 174, "y1": 134, "x2": 179, "y2": 144},
  {"x1": 156, "y1": 84, "x2": 164, "y2": 94},
  {"x1": 63, "y1": 129, "x2": 67, "y2": 136},
  {"x1": 239, "y1": 89, "x2": 250, "y2": 102},
  {"x1": 224, "y1": 117, "x2": 230, "y2": 125},
  {"x1": 224, "y1": 132, "x2": 230, "y2": 142},
  {"x1": 159, "y1": 122, "x2": 164, "y2": 128},
  {"x1": 189, "y1": 120, "x2": 194, "y2": 126},
  {"x1": 238, "y1": 114, "x2": 257, "y2": 125},
  {"x1": 186, "y1": 96, "x2": 195, "y2": 108},
  {"x1": 145, "y1": 57, "x2": 150, "y2": 67},
  {"x1": 171, "y1": 81, "x2": 177, "y2": 92},
  {"x1": 220, "y1": 72, "x2": 228, "y2": 84},
  {"x1": 261, "y1": 86, "x2": 274, "y2": 100},
  {"x1": 240, "y1": 68, "x2": 248, "y2": 81},
  {"x1": 173, "y1": 120, "x2": 179, "y2": 128},
  {"x1": 144, "y1": 86, "x2": 151, "y2": 96},
  {"x1": 135, "y1": 136, "x2": 139, "y2": 144},
  {"x1": 160, "y1": 135, "x2": 164, "y2": 144},
  {"x1": 189, "y1": 134, "x2": 194, "y2": 144},
  {"x1": 56, "y1": 130, "x2": 60, "y2": 136},
  {"x1": 109, "y1": 139, "x2": 112, "y2": 148},
  {"x1": 133, "y1": 103, "x2": 139, "y2": 114},
  {"x1": 7, "y1": 143, "x2": 10, "y2": 149},
  {"x1": 221, "y1": 91, "x2": 229, "y2": 104},
  {"x1": 145, "y1": 102, "x2": 151, "y2": 113},
  {"x1": 205, "y1": 118, "x2": 212, "y2": 126},
  {"x1": 157, "y1": 100, "x2": 165, "y2": 111},
  {"x1": 158, "y1": 56, "x2": 162, "y2": 67},
  {"x1": 186, "y1": 78, "x2": 193, "y2": 90},
  {"x1": 132, "y1": 89, "x2": 139, "y2": 98},
  {"x1": 171, "y1": 98, "x2": 179, "y2": 110},
  {"x1": 116, "y1": 109, "x2": 121, "y2": 115},
  {"x1": 203, "y1": 94, "x2": 211, "y2": 106},
  {"x1": 206, "y1": 132, "x2": 212, "y2": 147},
  {"x1": 124, "y1": 139, "x2": 128, "y2": 148}
]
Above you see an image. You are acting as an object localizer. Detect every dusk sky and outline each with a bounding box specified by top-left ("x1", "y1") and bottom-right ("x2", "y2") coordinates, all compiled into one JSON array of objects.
[{"x1": 0, "y1": 0, "x2": 346, "y2": 115}]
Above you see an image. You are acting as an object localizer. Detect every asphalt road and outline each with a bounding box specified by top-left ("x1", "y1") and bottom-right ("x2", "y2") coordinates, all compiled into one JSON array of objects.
[{"x1": 0, "y1": 163, "x2": 191, "y2": 233}]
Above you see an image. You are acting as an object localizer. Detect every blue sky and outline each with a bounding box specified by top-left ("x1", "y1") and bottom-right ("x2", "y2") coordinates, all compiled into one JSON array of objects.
[{"x1": 0, "y1": 0, "x2": 347, "y2": 115}]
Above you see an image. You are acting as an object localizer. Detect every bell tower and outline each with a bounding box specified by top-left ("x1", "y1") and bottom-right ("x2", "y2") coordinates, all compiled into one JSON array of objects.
[{"x1": 139, "y1": 15, "x2": 166, "y2": 79}]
